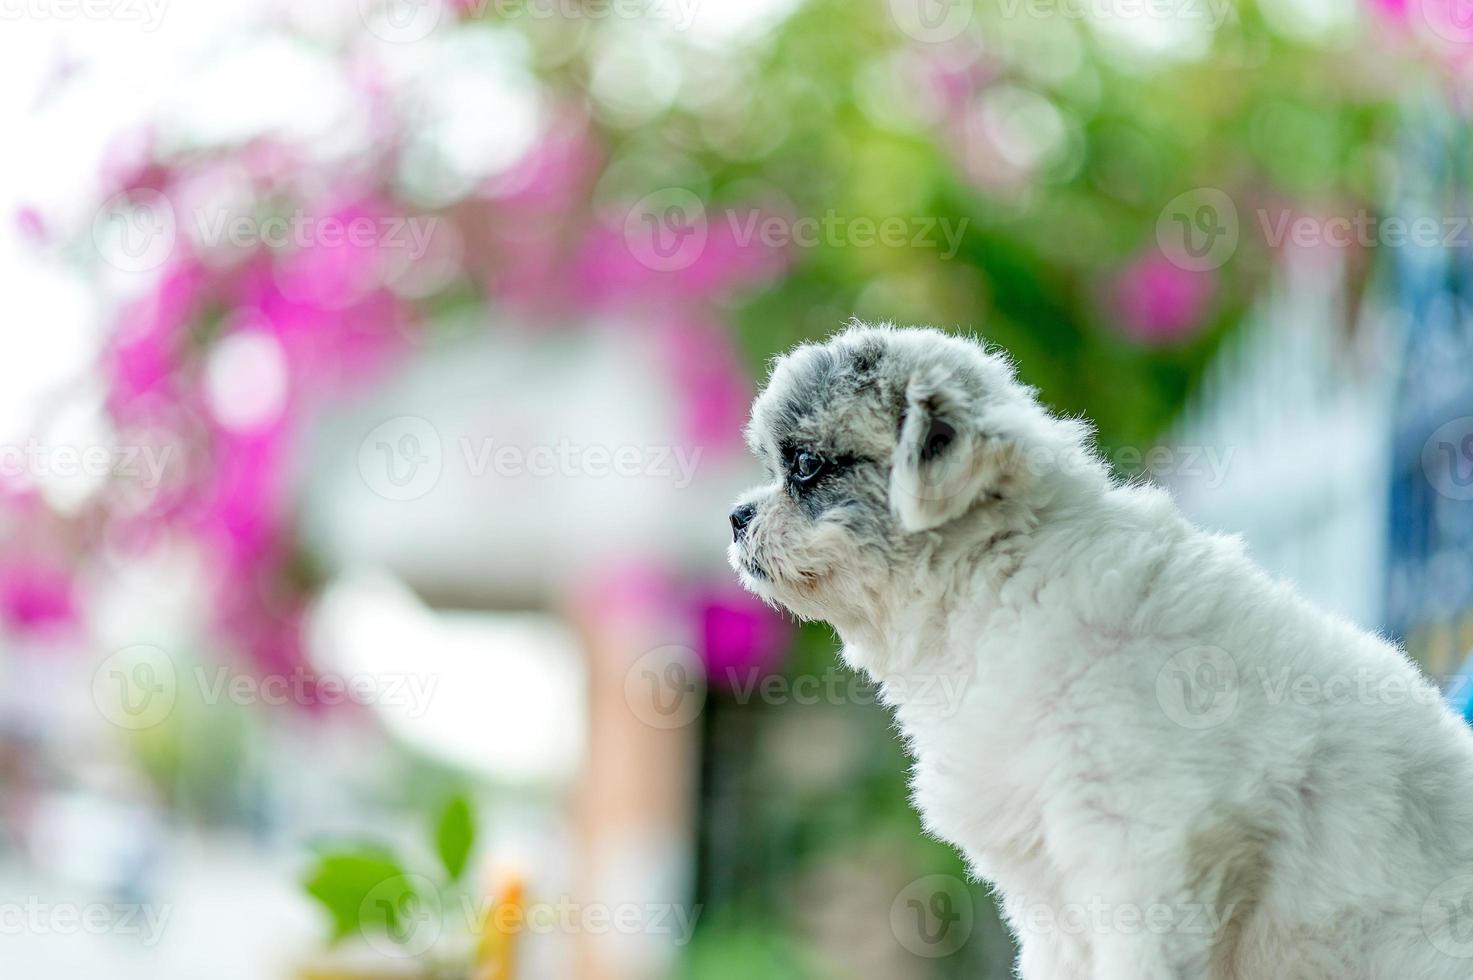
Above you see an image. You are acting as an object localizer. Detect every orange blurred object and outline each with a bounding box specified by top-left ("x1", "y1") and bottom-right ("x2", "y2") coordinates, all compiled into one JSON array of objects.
[{"x1": 474, "y1": 872, "x2": 526, "y2": 980}]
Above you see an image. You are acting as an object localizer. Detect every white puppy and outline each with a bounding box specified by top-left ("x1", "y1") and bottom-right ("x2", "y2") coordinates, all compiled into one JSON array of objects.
[{"x1": 728, "y1": 322, "x2": 1473, "y2": 979}]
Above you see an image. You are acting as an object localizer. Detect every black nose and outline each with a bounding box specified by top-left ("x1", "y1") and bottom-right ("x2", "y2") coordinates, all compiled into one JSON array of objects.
[{"x1": 729, "y1": 503, "x2": 756, "y2": 541}]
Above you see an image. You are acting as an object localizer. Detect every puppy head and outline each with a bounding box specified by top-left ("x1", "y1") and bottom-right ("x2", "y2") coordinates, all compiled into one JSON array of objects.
[{"x1": 729, "y1": 322, "x2": 1070, "y2": 624}]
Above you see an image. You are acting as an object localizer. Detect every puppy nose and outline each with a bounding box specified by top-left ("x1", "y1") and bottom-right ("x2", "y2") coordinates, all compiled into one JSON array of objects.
[{"x1": 729, "y1": 503, "x2": 756, "y2": 541}]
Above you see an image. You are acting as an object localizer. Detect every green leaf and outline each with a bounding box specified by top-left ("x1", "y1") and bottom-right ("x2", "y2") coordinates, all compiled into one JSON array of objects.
[
  {"x1": 434, "y1": 794, "x2": 476, "y2": 883},
  {"x1": 302, "y1": 848, "x2": 414, "y2": 943}
]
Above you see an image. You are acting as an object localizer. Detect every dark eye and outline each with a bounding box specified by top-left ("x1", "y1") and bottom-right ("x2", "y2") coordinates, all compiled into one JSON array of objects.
[{"x1": 792, "y1": 450, "x2": 825, "y2": 484}]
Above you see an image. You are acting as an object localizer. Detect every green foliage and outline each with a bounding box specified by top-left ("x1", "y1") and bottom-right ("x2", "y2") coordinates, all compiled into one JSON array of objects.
[
  {"x1": 434, "y1": 794, "x2": 476, "y2": 883},
  {"x1": 303, "y1": 848, "x2": 416, "y2": 944},
  {"x1": 678, "y1": 921, "x2": 816, "y2": 980},
  {"x1": 652, "y1": 0, "x2": 1403, "y2": 451},
  {"x1": 301, "y1": 793, "x2": 479, "y2": 949}
]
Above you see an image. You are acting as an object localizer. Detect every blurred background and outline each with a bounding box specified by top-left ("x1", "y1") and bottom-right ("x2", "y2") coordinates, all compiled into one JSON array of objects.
[{"x1": 1, "y1": 0, "x2": 1472, "y2": 976}]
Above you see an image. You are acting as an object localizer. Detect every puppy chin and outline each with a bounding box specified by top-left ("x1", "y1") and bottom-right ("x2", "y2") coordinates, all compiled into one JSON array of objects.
[
  {"x1": 732, "y1": 546, "x2": 815, "y2": 621},
  {"x1": 727, "y1": 542, "x2": 772, "y2": 595}
]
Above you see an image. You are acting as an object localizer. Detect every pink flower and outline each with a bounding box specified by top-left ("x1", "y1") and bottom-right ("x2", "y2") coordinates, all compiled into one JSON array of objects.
[
  {"x1": 484, "y1": 112, "x2": 601, "y2": 208},
  {"x1": 200, "y1": 423, "x2": 295, "y2": 570},
  {"x1": 272, "y1": 201, "x2": 390, "y2": 310},
  {"x1": 106, "y1": 261, "x2": 205, "y2": 408},
  {"x1": 0, "y1": 558, "x2": 77, "y2": 635},
  {"x1": 216, "y1": 581, "x2": 309, "y2": 682},
  {"x1": 695, "y1": 586, "x2": 790, "y2": 686},
  {"x1": 471, "y1": 115, "x2": 602, "y2": 314},
  {"x1": 1109, "y1": 252, "x2": 1216, "y2": 345},
  {"x1": 15, "y1": 206, "x2": 46, "y2": 245},
  {"x1": 248, "y1": 275, "x2": 408, "y2": 389},
  {"x1": 572, "y1": 561, "x2": 680, "y2": 628},
  {"x1": 572, "y1": 206, "x2": 784, "y2": 310},
  {"x1": 1417, "y1": 0, "x2": 1473, "y2": 41},
  {"x1": 661, "y1": 318, "x2": 753, "y2": 457}
]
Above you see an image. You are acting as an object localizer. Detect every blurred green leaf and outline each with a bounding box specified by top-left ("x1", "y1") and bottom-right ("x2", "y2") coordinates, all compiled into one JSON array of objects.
[
  {"x1": 679, "y1": 921, "x2": 814, "y2": 980},
  {"x1": 434, "y1": 794, "x2": 476, "y2": 883},
  {"x1": 302, "y1": 848, "x2": 413, "y2": 943}
]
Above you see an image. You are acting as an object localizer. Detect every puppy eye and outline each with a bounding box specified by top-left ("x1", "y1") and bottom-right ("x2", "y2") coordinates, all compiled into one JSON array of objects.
[{"x1": 792, "y1": 450, "x2": 825, "y2": 484}]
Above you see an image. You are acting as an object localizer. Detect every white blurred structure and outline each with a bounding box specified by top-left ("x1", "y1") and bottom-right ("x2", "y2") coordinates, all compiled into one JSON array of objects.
[
  {"x1": 301, "y1": 322, "x2": 748, "y2": 608},
  {"x1": 1169, "y1": 249, "x2": 1395, "y2": 629},
  {"x1": 307, "y1": 571, "x2": 587, "y2": 783}
]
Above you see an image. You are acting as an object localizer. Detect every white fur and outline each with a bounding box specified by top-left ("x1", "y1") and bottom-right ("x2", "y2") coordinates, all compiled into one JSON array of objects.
[{"x1": 731, "y1": 324, "x2": 1473, "y2": 979}]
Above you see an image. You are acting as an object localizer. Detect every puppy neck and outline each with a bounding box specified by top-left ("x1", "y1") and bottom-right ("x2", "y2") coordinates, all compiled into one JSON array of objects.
[{"x1": 837, "y1": 447, "x2": 1110, "y2": 679}]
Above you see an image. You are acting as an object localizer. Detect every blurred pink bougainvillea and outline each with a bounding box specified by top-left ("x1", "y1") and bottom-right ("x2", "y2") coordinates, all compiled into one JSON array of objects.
[
  {"x1": 1108, "y1": 252, "x2": 1217, "y2": 346},
  {"x1": 0, "y1": 493, "x2": 80, "y2": 639},
  {"x1": 43, "y1": 74, "x2": 782, "y2": 683},
  {"x1": 695, "y1": 585, "x2": 791, "y2": 686},
  {"x1": 0, "y1": 558, "x2": 78, "y2": 636}
]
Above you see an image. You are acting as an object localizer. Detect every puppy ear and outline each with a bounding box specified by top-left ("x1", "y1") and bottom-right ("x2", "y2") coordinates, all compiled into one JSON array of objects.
[{"x1": 890, "y1": 371, "x2": 1008, "y2": 532}]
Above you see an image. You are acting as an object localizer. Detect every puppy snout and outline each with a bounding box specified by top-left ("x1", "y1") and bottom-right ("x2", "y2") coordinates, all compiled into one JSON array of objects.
[{"x1": 729, "y1": 503, "x2": 757, "y2": 542}]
